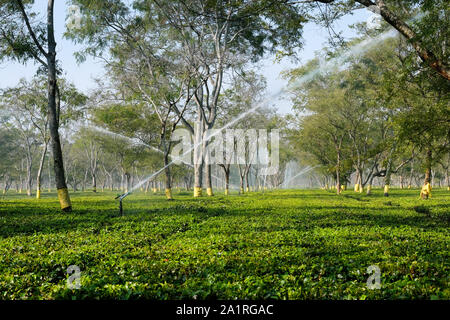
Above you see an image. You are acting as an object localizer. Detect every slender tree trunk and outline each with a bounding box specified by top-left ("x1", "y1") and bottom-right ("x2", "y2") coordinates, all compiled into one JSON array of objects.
[
  {"x1": 353, "y1": 170, "x2": 360, "y2": 193},
  {"x1": 238, "y1": 164, "x2": 245, "y2": 194},
  {"x1": 205, "y1": 163, "x2": 213, "y2": 196},
  {"x1": 47, "y1": 0, "x2": 71, "y2": 211},
  {"x1": 220, "y1": 165, "x2": 230, "y2": 195},
  {"x1": 384, "y1": 156, "x2": 393, "y2": 197},
  {"x1": 107, "y1": 173, "x2": 113, "y2": 191},
  {"x1": 424, "y1": 150, "x2": 432, "y2": 185},
  {"x1": 336, "y1": 148, "x2": 341, "y2": 194},
  {"x1": 26, "y1": 155, "x2": 32, "y2": 196},
  {"x1": 19, "y1": 161, "x2": 23, "y2": 193},
  {"x1": 225, "y1": 169, "x2": 230, "y2": 195},
  {"x1": 356, "y1": 0, "x2": 450, "y2": 81},
  {"x1": 245, "y1": 166, "x2": 251, "y2": 192},
  {"x1": 92, "y1": 173, "x2": 97, "y2": 192},
  {"x1": 204, "y1": 136, "x2": 213, "y2": 196},
  {"x1": 366, "y1": 176, "x2": 374, "y2": 195},
  {"x1": 239, "y1": 175, "x2": 244, "y2": 194},
  {"x1": 36, "y1": 142, "x2": 48, "y2": 199},
  {"x1": 82, "y1": 169, "x2": 88, "y2": 191},
  {"x1": 47, "y1": 155, "x2": 52, "y2": 192},
  {"x1": 358, "y1": 169, "x2": 363, "y2": 193},
  {"x1": 3, "y1": 175, "x2": 12, "y2": 195},
  {"x1": 194, "y1": 163, "x2": 203, "y2": 197},
  {"x1": 446, "y1": 165, "x2": 449, "y2": 191},
  {"x1": 164, "y1": 152, "x2": 172, "y2": 200},
  {"x1": 193, "y1": 115, "x2": 204, "y2": 197},
  {"x1": 421, "y1": 148, "x2": 433, "y2": 199},
  {"x1": 72, "y1": 173, "x2": 77, "y2": 192},
  {"x1": 408, "y1": 166, "x2": 414, "y2": 188}
]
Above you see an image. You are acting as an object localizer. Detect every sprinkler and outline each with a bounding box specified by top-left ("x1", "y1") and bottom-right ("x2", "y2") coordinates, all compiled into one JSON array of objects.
[{"x1": 115, "y1": 192, "x2": 131, "y2": 215}]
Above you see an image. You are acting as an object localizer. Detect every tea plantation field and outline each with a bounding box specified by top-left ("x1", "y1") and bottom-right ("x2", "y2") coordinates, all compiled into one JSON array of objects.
[{"x1": 0, "y1": 188, "x2": 448, "y2": 300}]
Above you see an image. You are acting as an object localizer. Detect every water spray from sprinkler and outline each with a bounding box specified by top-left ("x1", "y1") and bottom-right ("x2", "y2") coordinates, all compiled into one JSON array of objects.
[{"x1": 104, "y1": 24, "x2": 406, "y2": 211}]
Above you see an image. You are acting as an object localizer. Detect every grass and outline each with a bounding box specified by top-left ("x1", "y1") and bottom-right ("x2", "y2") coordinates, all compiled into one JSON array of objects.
[{"x1": 0, "y1": 188, "x2": 448, "y2": 300}]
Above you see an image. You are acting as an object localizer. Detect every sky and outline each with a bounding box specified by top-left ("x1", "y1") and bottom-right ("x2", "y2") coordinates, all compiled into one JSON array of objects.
[{"x1": 0, "y1": 1, "x2": 374, "y2": 115}]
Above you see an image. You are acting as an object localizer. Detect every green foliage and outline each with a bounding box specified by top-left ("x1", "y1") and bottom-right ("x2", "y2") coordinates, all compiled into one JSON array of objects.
[
  {"x1": 0, "y1": 0, "x2": 47, "y2": 65},
  {"x1": 0, "y1": 128, "x2": 21, "y2": 180},
  {"x1": 93, "y1": 103, "x2": 159, "y2": 143},
  {"x1": 0, "y1": 189, "x2": 448, "y2": 299}
]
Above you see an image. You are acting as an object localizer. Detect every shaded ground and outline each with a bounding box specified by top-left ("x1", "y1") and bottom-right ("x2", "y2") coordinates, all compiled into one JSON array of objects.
[{"x1": 0, "y1": 188, "x2": 448, "y2": 299}]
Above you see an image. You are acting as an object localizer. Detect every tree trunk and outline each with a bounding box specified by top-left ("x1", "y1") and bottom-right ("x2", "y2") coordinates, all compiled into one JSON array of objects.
[
  {"x1": 356, "y1": 0, "x2": 450, "y2": 81},
  {"x1": 358, "y1": 169, "x2": 363, "y2": 193},
  {"x1": 36, "y1": 142, "x2": 48, "y2": 199},
  {"x1": 366, "y1": 176, "x2": 374, "y2": 195},
  {"x1": 47, "y1": 155, "x2": 52, "y2": 192},
  {"x1": 194, "y1": 162, "x2": 203, "y2": 197},
  {"x1": 384, "y1": 156, "x2": 393, "y2": 197},
  {"x1": 421, "y1": 148, "x2": 432, "y2": 199},
  {"x1": 238, "y1": 164, "x2": 245, "y2": 194},
  {"x1": 3, "y1": 176, "x2": 12, "y2": 195},
  {"x1": 164, "y1": 152, "x2": 173, "y2": 200},
  {"x1": 446, "y1": 164, "x2": 449, "y2": 191},
  {"x1": 205, "y1": 163, "x2": 213, "y2": 196},
  {"x1": 408, "y1": 165, "x2": 414, "y2": 189},
  {"x1": 109, "y1": 174, "x2": 113, "y2": 190},
  {"x1": 82, "y1": 169, "x2": 88, "y2": 191},
  {"x1": 26, "y1": 155, "x2": 32, "y2": 197},
  {"x1": 225, "y1": 169, "x2": 230, "y2": 195},
  {"x1": 193, "y1": 114, "x2": 207, "y2": 197},
  {"x1": 92, "y1": 173, "x2": 97, "y2": 192},
  {"x1": 220, "y1": 165, "x2": 230, "y2": 195},
  {"x1": 245, "y1": 166, "x2": 251, "y2": 192},
  {"x1": 19, "y1": 161, "x2": 23, "y2": 193},
  {"x1": 446, "y1": 172, "x2": 449, "y2": 190},
  {"x1": 353, "y1": 171, "x2": 358, "y2": 192},
  {"x1": 239, "y1": 175, "x2": 244, "y2": 194},
  {"x1": 336, "y1": 149, "x2": 341, "y2": 194},
  {"x1": 47, "y1": 0, "x2": 71, "y2": 211}
]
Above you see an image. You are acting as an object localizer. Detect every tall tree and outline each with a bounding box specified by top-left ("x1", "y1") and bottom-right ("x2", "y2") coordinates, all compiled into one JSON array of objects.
[
  {"x1": 67, "y1": 0, "x2": 306, "y2": 197},
  {"x1": 292, "y1": 0, "x2": 450, "y2": 81},
  {"x1": 0, "y1": 0, "x2": 74, "y2": 211}
]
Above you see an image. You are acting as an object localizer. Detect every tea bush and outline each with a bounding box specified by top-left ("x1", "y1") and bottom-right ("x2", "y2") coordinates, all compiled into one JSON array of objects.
[{"x1": 0, "y1": 188, "x2": 448, "y2": 299}]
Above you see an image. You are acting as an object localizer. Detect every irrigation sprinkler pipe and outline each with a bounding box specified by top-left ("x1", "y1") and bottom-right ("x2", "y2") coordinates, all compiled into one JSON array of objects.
[{"x1": 115, "y1": 192, "x2": 132, "y2": 215}]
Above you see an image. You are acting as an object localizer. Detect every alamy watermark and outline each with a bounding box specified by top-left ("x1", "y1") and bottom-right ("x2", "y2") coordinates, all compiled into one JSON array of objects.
[
  {"x1": 366, "y1": 5, "x2": 382, "y2": 30},
  {"x1": 366, "y1": 265, "x2": 381, "y2": 290},
  {"x1": 66, "y1": 5, "x2": 82, "y2": 30},
  {"x1": 171, "y1": 126, "x2": 279, "y2": 175},
  {"x1": 67, "y1": 265, "x2": 81, "y2": 289}
]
